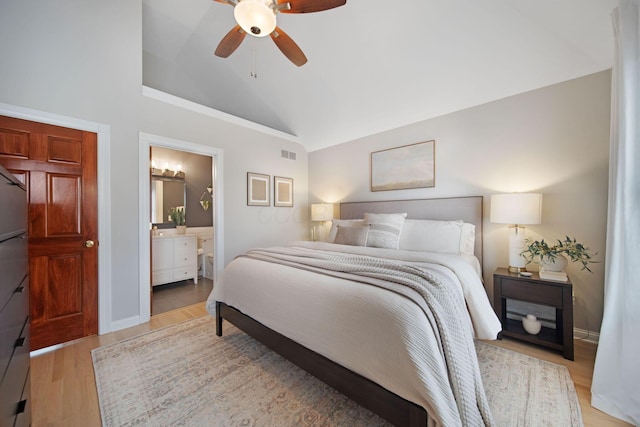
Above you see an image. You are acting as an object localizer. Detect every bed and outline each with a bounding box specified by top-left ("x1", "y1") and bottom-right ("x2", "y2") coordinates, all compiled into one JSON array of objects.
[{"x1": 207, "y1": 197, "x2": 501, "y2": 426}]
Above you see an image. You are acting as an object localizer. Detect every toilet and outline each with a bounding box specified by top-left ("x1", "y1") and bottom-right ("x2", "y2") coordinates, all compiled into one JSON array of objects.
[
  {"x1": 197, "y1": 235, "x2": 214, "y2": 280},
  {"x1": 205, "y1": 252, "x2": 214, "y2": 280}
]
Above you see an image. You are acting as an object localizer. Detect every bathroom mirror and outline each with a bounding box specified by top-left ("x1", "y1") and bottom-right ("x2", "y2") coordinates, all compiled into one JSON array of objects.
[{"x1": 151, "y1": 177, "x2": 186, "y2": 226}]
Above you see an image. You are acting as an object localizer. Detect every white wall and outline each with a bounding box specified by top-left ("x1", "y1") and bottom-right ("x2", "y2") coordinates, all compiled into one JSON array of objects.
[
  {"x1": 309, "y1": 71, "x2": 611, "y2": 333},
  {"x1": 0, "y1": 0, "x2": 611, "y2": 334},
  {"x1": 0, "y1": 0, "x2": 309, "y2": 326}
]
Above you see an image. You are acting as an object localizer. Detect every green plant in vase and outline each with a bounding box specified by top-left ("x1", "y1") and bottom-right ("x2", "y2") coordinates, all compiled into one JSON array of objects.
[
  {"x1": 521, "y1": 236, "x2": 596, "y2": 272},
  {"x1": 169, "y1": 207, "x2": 186, "y2": 226}
]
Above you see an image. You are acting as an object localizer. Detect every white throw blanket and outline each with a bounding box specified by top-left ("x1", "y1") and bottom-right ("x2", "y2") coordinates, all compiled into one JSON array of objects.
[
  {"x1": 239, "y1": 246, "x2": 494, "y2": 427},
  {"x1": 289, "y1": 241, "x2": 501, "y2": 340}
]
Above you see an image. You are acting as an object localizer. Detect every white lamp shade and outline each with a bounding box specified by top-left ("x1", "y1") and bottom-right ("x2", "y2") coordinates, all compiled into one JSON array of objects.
[
  {"x1": 311, "y1": 203, "x2": 333, "y2": 222},
  {"x1": 490, "y1": 193, "x2": 542, "y2": 225},
  {"x1": 234, "y1": 0, "x2": 276, "y2": 37}
]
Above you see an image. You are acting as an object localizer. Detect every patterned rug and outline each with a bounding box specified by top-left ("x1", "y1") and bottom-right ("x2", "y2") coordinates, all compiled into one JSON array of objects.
[{"x1": 92, "y1": 316, "x2": 583, "y2": 426}]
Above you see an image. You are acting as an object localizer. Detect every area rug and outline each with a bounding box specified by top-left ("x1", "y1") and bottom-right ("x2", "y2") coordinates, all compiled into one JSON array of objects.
[{"x1": 92, "y1": 316, "x2": 583, "y2": 426}]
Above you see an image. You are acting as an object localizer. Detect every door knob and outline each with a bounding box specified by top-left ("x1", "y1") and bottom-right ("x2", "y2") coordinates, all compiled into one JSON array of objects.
[{"x1": 85, "y1": 240, "x2": 95, "y2": 248}]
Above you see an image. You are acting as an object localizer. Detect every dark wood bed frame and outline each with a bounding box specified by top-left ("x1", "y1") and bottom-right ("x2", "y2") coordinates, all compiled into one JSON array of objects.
[
  {"x1": 216, "y1": 301, "x2": 428, "y2": 426},
  {"x1": 215, "y1": 196, "x2": 484, "y2": 427}
]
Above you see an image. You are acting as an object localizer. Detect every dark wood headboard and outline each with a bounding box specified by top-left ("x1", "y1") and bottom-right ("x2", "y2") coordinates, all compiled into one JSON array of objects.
[{"x1": 340, "y1": 196, "x2": 483, "y2": 265}]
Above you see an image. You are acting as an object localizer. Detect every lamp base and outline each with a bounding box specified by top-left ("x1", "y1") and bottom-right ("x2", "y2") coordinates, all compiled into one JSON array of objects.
[
  {"x1": 508, "y1": 265, "x2": 527, "y2": 273},
  {"x1": 507, "y1": 225, "x2": 527, "y2": 273}
]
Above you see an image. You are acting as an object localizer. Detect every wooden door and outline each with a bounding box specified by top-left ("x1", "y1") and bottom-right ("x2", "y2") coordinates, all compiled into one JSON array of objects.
[{"x1": 0, "y1": 115, "x2": 98, "y2": 351}]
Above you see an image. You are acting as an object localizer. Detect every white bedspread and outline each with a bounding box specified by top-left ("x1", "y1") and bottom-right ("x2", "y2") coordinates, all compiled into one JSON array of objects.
[{"x1": 207, "y1": 242, "x2": 501, "y2": 426}]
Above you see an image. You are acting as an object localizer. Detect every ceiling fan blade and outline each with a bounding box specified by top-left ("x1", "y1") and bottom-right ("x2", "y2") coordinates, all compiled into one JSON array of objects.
[
  {"x1": 270, "y1": 26, "x2": 308, "y2": 67},
  {"x1": 214, "y1": 25, "x2": 246, "y2": 58},
  {"x1": 278, "y1": 0, "x2": 346, "y2": 14}
]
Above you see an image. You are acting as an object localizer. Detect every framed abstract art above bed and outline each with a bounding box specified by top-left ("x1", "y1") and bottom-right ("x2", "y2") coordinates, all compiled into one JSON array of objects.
[
  {"x1": 208, "y1": 196, "x2": 500, "y2": 427},
  {"x1": 371, "y1": 140, "x2": 435, "y2": 191}
]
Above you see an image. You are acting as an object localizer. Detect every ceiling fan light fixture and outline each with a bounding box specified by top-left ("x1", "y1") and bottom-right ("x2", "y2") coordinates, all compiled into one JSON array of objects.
[{"x1": 234, "y1": 0, "x2": 276, "y2": 37}]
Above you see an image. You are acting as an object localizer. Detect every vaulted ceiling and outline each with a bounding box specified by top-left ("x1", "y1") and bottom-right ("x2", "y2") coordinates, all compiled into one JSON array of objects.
[{"x1": 143, "y1": 0, "x2": 616, "y2": 152}]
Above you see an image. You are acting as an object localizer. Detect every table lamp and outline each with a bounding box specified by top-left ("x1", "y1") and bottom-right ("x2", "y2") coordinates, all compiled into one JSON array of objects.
[
  {"x1": 311, "y1": 203, "x2": 333, "y2": 241},
  {"x1": 490, "y1": 193, "x2": 542, "y2": 272}
]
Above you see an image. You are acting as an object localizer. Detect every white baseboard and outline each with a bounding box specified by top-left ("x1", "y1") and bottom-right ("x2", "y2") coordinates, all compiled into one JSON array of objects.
[
  {"x1": 574, "y1": 327, "x2": 599, "y2": 344},
  {"x1": 110, "y1": 315, "x2": 142, "y2": 333}
]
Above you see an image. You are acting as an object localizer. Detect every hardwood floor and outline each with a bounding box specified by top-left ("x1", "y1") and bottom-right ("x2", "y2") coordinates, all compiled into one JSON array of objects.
[
  {"x1": 31, "y1": 303, "x2": 209, "y2": 427},
  {"x1": 152, "y1": 277, "x2": 213, "y2": 315},
  {"x1": 30, "y1": 303, "x2": 631, "y2": 426}
]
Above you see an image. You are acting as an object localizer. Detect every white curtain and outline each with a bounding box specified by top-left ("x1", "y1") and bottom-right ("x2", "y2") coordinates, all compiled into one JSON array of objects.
[{"x1": 591, "y1": 1, "x2": 640, "y2": 424}]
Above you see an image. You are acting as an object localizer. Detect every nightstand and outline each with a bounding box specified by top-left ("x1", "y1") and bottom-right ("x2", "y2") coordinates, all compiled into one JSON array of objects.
[{"x1": 493, "y1": 267, "x2": 574, "y2": 360}]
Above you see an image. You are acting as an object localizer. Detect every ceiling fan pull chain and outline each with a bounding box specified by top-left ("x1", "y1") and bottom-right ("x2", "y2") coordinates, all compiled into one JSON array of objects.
[{"x1": 250, "y1": 40, "x2": 258, "y2": 78}]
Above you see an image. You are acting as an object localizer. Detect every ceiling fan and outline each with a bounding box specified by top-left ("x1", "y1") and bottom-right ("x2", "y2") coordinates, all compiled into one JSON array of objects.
[{"x1": 213, "y1": 0, "x2": 347, "y2": 67}]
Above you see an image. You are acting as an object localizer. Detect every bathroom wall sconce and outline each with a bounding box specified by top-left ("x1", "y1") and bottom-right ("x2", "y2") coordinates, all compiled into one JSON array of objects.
[
  {"x1": 150, "y1": 160, "x2": 163, "y2": 176},
  {"x1": 161, "y1": 169, "x2": 185, "y2": 179},
  {"x1": 151, "y1": 160, "x2": 186, "y2": 180},
  {"x1": 174, "y1": 164, "x2": 185, "y2": 179},
  {"x1": 162, "y1": 162, "x2": 174, "y2": 177}
]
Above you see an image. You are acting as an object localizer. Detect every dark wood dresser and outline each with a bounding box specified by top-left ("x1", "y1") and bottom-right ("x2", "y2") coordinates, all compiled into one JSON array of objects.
[{"x1": 0, "y1": 165, "x2": 31, "y2": 426}]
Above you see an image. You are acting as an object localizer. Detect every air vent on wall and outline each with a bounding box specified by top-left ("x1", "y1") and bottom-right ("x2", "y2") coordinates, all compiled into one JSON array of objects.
[{"x1": 281, "y1": 149, "x2": 297, "y2": 160}]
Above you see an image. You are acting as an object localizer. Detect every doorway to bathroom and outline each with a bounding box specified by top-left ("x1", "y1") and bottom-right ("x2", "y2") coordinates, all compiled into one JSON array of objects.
[
  {"x1": 138, "y1": 132, "x2": 223, "y2": 323},
  {"x1": 149, "y1": 146, "x2": 215, "y2": 315}
]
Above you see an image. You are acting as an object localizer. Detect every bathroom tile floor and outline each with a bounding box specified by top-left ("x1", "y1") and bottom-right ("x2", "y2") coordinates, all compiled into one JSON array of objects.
[{"x1": 152, "y1": 278, "x2": 213, "y2": 315}]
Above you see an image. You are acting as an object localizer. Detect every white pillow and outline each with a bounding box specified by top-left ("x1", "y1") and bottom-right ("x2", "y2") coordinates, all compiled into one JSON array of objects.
[
  {"x1": 398, "y1": 219, "x2": 476, "y2": 255},
  {"x1": 364, "y1": 213, "x2": 407, "y2": 249},
  {"x1": 460, "y1": 222, "x2": 476, "y2": 255},
  {"x1": 328, "y1": 219, "x2": 365, "y2": 243},
  {"x1": 334, "y1": 225, "x2": 370, "y2": 246}
]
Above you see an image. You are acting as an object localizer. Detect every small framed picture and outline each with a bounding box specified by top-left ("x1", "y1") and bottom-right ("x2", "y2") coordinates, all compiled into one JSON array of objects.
[
  {"x1": 247, "y1": 172, "x2": 270, "y2": 206},
  {"x1": 274, "y1": 176, "x2": 293, "y2": 207}
]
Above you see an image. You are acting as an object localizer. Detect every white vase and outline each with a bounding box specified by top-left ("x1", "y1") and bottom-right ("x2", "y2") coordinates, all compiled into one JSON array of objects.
[
  {"x1": 541, "y1": 255, "x2": 568, "y2": 272},
  {"x1": 522, "y1": 314, "x2": 542, "y2": 335},
  {"x1": 176, "y1": 225, "x2": 187, "y2": 235}
]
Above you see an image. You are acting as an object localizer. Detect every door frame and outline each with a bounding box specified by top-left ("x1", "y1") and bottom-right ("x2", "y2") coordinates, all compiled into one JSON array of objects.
[
  {"x1": 138, "y1": 133, "x2": 224, "y2": 323},
  {"x1": 0, "y1": 102, "x2": 113, "y2": 335}
]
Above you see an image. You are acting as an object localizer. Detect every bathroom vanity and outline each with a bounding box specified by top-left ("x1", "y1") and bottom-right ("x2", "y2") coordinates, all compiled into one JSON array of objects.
[{"x1": 151, "y1": 234, "x2": 198, "y2": 286}]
